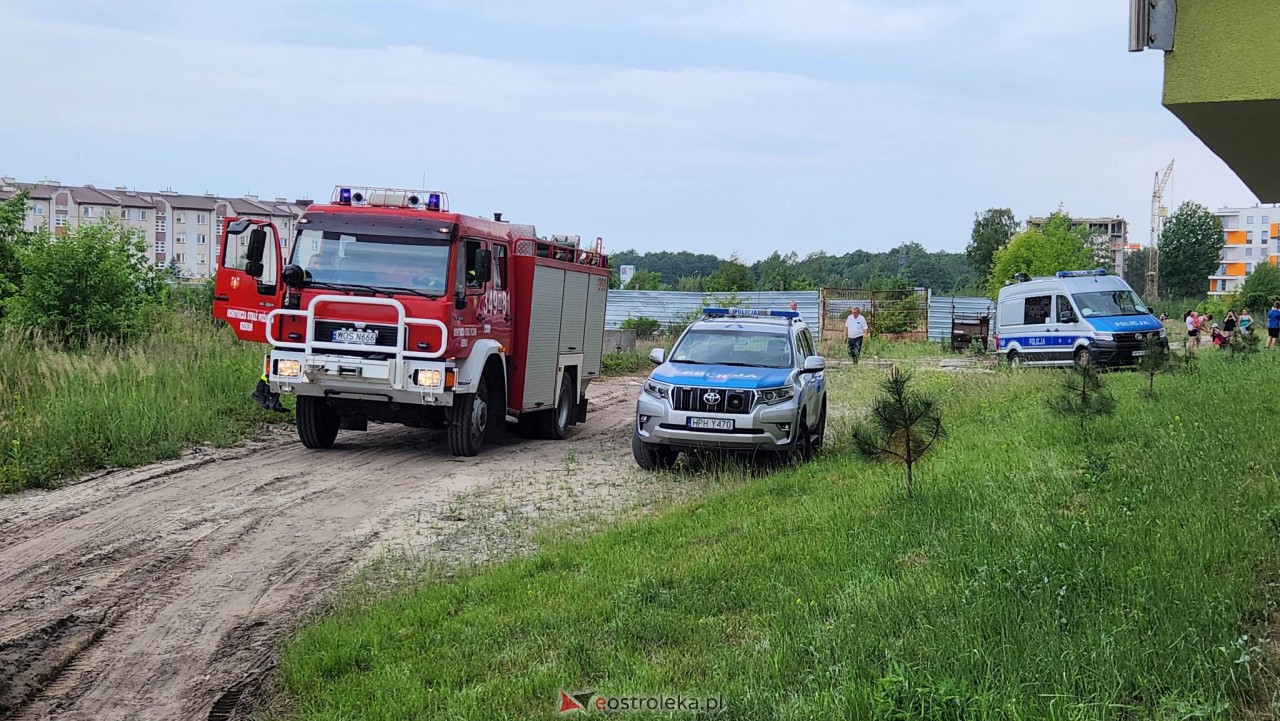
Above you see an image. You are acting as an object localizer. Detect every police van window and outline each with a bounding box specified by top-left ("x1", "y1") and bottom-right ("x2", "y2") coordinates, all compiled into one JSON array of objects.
[
  {"x1": 1022, "y1": 296, "x2": 1052, "y2": 325},
  {"x1": 493, "y1": 243, "x2": 508, "y2": 290},
  {"x1": 1056, "y1": 295, "x2": 1077, "y2": 323}
]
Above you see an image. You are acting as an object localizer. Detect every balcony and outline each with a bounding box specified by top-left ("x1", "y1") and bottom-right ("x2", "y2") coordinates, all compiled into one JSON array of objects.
[{"x1": 1159, "y1": 0, "x2": 1280, "y2": 201}]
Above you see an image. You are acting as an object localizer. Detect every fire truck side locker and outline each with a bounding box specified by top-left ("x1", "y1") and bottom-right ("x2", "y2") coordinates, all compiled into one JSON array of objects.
[{"x1": 522, "y1": 265, "x2": 565, "y2": 410}]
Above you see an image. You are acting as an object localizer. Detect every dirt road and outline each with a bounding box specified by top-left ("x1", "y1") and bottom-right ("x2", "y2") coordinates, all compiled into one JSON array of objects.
[{"x1": 0, "y1": 377, "x2": 664, "y2": 721}]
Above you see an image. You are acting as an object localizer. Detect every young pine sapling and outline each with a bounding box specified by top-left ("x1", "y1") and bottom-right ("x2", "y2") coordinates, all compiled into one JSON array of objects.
[
  {"x1": 850, "y1": 366, "x2": 946, "y2": 500},
  {"x1": 1047, "y1": 361, "x2": 1116, "y2": 432},
  {"x1": 1136, "y1": 334, "x2": 1172, "y2": 398}
]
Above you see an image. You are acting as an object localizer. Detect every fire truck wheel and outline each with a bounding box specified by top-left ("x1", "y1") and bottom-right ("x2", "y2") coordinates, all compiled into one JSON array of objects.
[
  {"x1": 296, "y1": 396, "x2": 340, "y2": 449},
  {"x1": 534, "y1": 372, "x2": 574, "y2": 440},
  {"x1": 448, "y1": 376, "x2": 489, "y2": 457},
  {"x1": 631, "y1": 429, "x2": 679, "y2": 470}
]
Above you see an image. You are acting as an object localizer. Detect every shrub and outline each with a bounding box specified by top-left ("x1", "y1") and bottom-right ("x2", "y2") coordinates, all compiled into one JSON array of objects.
[
  {"x1": 619, "y1": 315, "x2": 661, "y2": 339},
  {"x1": 5, "y1": 218, "x2": 165, "y2": 347},
  {"x1": 601, "y1": 350, "x2": 648, "y2": 376}
]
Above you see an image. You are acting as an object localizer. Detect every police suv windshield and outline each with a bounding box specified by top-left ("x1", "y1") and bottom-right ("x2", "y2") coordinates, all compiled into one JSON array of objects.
[
  {"x1": 1071, "y1": 290, "x2": 1150, "y2": 317},
  {"x1": 670, "y1": 329, "x2": 793, "y2": 368},
  {"x1": 292, "y1": 228, "x2": 450, "y2": 296}
]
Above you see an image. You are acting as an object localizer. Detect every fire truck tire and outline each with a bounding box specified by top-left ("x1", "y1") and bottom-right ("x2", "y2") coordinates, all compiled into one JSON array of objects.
[
  {"x1": 534, "y1": 372, "x2": 574, "y2": 440},
  {"x1": 448, "y1": 376, "x2": 489, "y2": 457},
  {"x1": 296, "y1": 396, "x2": 340, "y2": 449}
]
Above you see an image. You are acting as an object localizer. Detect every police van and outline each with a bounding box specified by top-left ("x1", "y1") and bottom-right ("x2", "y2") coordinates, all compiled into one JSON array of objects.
[
  {"x1": 995, "y1": 269, "x2": 1167, "y2": 367},
  {"x1": 633, "y1": 307, "x2": 826, "y2": 469}
]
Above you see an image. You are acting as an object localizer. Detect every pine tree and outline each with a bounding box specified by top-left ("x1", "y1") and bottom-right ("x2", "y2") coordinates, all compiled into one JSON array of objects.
[
  {"x1": 850, "y1": 366, "x2": 946, "y2": 499},
  {"x1": 1136, "y1": 334, "x2": 1172, "y2": 398},
  {"x1": 1047, "y1": 363, "x2": 1116, "y2": 432},
  {"x1": 1225, "y1": 327, "x2": 1261, "y2": 359}
]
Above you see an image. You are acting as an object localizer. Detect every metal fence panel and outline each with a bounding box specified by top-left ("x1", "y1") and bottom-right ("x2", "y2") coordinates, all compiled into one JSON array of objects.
[
  {"x1": 927, "y1": 295, "x2": 996, "y2": 342},
  {"x1": 605, "y1": 291, "x2": 820, "y2": 331}
]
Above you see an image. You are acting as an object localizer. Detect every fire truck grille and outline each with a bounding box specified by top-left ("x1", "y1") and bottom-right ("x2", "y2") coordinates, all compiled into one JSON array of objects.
[
  {"x1": 671, "y1": 387, "x2": 756, "y2": 415},
  {"x1": 313, "y1": 320, "x2": 400, "y2": 348}
]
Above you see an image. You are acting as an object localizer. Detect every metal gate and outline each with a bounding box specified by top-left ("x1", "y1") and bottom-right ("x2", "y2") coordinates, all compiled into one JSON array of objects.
[{"x1": 819, "y1": 287, "x2": 929, "y2": 340}]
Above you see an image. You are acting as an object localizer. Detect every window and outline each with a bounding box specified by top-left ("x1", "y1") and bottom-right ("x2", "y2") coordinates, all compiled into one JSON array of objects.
[
  {"x1": 1246, "y1": 247, "x2": 1253, "y2": 257},
  {"x1": 176, "y1": 213, "x2": 186, "y2": 224},
  {"x1": 796, "y1": 330, "x2": 816, "y2": 361},
  {"x1": 1247, "y1": 231, "x2": 1254, "y2": 243},
  {"x1": 138, "y1": 209, "x2": 148, "y2": 221},
  {"x1": 1248, "y1": 263, "x2": 1255, "y2": 273},
  {"x1": 463, "y1": 239, "x2": 485, "y2": 292},
  {"x1": 176, "y1": 233, "x2": 187, "y2": 244},
  {"x1": 154, "y1": 238, "x2": 165, "y2": 253},
  {"x1": 1022, "y1": 295, "x2": 1052, "y2": 325},
  {"x1": 196, "y1": 234, "x2": 207, "y2": 245},
  {"x1": 82, "y1": 206, "x2": 93, "y2": 217},
  {"x1": 492, "y1": 243, "x2": 508, "y2": 290},
  {"x1": 1248, "y1": 216, "x2": 1254, "y2": 224},
  {"x1": 196, "y1": 214, "x2": 206, "y2": 224},
  {"x1": 173, "y1": 253, "x2": 185, "y2": 264},
  {"x1": 1055, "y1": 295, "x2": 1077, "y2": 323},
  {"x1": 1264, "y1": 230, "x2": 1271, "y2": 243},
  {"x1": 33, "y1": 204, "x2": 44, "y2": 215},
  {"x1": 54, "y1": 217, "x2": 68, "y2": 228},
  {"x1": 1264, "y1": 216, "x2": 1271, "y2": 225}
]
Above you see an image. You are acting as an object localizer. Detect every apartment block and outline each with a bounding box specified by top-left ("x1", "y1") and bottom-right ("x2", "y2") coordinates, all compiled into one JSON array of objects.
[
  {"x1": 1026, "y1": 215, "x2": 1130, "y2": 276},
  {"x1": 1209, "y1": 205, "x2": 1279, "y2": 295},
  {"x1": 0, "y1": 177, "x2": 311, "y2": 278}
]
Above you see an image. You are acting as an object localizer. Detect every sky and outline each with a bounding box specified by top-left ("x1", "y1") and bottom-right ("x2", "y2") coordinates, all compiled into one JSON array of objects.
[{"x1": 0, "y1": 0, "x2": 1261, "y2": 262}]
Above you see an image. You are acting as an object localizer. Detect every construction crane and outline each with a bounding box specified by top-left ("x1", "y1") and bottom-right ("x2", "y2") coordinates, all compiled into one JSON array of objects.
[{"x1": 1147, "y1": 159, "x2": 1174, "y2": 300}]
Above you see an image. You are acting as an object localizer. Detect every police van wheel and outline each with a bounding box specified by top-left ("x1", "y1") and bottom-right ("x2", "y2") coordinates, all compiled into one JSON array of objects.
[
  {"x1": 1074, "y1": 347, "x2": 1091, "y2": 367},
  {"x1": 632, "y1": 429, "x2": 678, "y2": 470},
  {"x1": 535, "y1": 372, "x2": 573, "y2": 440},
  {"x1": 297, "y1": 396, "x2": 340, "y2": 449},
  {"x1": 1005, "y1": 350, "x2": 1023, "y2": 368},
  {"x1": 448, "y1": 376, "x2": 489, "y2": 457}
]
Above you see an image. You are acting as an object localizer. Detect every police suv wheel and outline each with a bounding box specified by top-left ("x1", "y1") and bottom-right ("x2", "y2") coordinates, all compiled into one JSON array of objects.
[
  {"x1": 297, "y1": 396, "x2": 340, "y2": 449},
  {"x1": 784, "y1": 416, "x2": 812, "y2": 465},
  {"x1": 632, "y1": 429, "x2": 678, "y2": 470},
  {"x1": 448, "y1": 376, "x2": 488, "y2": 457},
  {"x1": 812, "y1": 399, "x2": 827, "y2": 451}
]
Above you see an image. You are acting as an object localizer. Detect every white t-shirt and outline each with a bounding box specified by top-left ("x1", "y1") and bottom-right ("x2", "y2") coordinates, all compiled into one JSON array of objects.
[
  {"x1": 1185, "y1": 315, "x2": 1197, "y2": 332},
  {"x1": 846, "y1": 313, "x2": 868, "y2": 339}
]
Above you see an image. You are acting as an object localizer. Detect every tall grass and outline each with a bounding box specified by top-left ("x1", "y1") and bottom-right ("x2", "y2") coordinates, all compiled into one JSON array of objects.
[
  {"x1": 281, "y1": 353, "x2": 1280, "y2": 720},
  {"x1": 0, "y1": 313, "x2": 282, "y2": 492}
]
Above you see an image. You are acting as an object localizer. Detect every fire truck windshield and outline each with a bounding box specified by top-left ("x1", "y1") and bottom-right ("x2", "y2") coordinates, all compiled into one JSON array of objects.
[{"x1": 292, "y1": 228, "x2": 450, "y2": 296}]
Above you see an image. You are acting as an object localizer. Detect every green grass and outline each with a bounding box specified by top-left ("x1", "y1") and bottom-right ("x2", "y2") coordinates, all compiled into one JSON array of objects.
[
  {"x1": 601, "y1": 350, "x2": 649, "y2": 376},
  {"x1": 281, "y1": 354, "x2": 1280, "y2": 720},
  {"x1": 0, "y1": 312, "x2": 287, "y2": 492}
]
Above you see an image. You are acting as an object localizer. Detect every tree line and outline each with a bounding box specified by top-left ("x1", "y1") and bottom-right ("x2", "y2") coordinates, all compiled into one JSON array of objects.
[{"x1": 609, "y1": 245, "x2": 979, "y2": 294}]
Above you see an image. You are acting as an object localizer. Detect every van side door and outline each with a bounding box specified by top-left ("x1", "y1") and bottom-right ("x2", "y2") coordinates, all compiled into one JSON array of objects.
[
  {"x1": 1052, "y1": 294, "x2": 1085, "y2": 362},
  {"x1": 1018, "y1": 294, "x2": 1054, "y2": 362}
]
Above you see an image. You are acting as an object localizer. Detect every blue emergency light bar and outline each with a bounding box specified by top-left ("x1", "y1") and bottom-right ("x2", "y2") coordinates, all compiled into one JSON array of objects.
[
  {"x1": 702, "y1": 307, "x2": 800, "y2": 319},
  {"x1": 1056, "y1": 269, "x2": 1108, "y2": 278}
]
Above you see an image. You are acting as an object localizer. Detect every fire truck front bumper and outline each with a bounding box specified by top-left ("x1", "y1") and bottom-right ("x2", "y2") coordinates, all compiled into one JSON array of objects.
[{"x1": 267, "y1": 350, "x2": 455, "y2": 405}]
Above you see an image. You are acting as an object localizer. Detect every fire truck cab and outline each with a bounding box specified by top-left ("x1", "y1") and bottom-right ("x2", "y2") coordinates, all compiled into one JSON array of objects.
[{"x1": 212, "y1": 186, "x2": 610, "y2": 456}]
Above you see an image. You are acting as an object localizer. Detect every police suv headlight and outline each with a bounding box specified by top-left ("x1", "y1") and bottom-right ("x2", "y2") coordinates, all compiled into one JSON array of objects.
[
  {"x1": 1158, "y1": 327, "x2": 1167, "y2": 339},
  {"x1": 643, "y1": 379, "x2": 671, "y2": 401},
  {"x1": 758, "y1": 386, "x2": 794, "y2": 405},
  {"x1": 1090, "y1": 331, "x2": 1114, "y2": 341},
  {"x1": 275, "y1": 359, "x2": 302, "y2": 377}
]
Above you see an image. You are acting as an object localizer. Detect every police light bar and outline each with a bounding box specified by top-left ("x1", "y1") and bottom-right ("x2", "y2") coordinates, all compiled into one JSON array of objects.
[
  {"x1": 330, "y1": 186, "x2": 449, "y2": 212},
  {"x1": 702, "y1": 307, "x2": 799, "y2": 319},
  {"x1": 1056, "y1": 269, "x2": 1108, "y2": 278}
]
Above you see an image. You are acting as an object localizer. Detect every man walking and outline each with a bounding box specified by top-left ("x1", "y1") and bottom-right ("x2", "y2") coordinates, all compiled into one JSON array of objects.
[
  {"x1": 1268, "y1": 301, "x2": 1280, "y2": 348},
  {"x1": 845, "y1": 306, "x2": 868, "y2": 363}
]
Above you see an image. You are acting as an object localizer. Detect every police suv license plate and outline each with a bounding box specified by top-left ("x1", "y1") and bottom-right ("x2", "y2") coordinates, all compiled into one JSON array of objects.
[
  {"x1": 1132, "y1": 350, "x2": 1146, "y2": 356},
  {"x1": 332, "y1": 328, "x2": 378, "y2": 344},
  {"x1": 688, "y1": 417, "x2": 734, "y2": 431}
]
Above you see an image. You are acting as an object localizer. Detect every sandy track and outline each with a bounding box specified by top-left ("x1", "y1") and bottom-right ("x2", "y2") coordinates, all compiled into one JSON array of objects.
[{"x1": 0, "y1": 377, "x2": 649, "y2": 721}]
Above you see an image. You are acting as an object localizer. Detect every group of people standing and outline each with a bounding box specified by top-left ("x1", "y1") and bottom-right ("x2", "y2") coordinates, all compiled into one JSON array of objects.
[{"x1": 1182, "y1": 301, "x2": 1280, "y2": 350}]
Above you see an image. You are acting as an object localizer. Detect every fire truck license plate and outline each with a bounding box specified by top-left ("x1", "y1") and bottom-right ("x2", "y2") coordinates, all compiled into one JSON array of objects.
[
  {"x1": 688, "y1": 417, "x2": 734, "y2": 430},
  {"x1": 332, "y1": 328, "x2": 378, "y2": 344}
]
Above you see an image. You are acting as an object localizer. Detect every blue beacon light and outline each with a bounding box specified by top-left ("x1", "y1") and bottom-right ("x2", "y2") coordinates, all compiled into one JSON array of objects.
[{"x1": 338, "y1": 187, "x2": 352, "y2": 204}]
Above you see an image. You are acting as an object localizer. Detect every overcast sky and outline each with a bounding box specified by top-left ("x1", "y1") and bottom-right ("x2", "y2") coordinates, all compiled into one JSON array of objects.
[{"x1": 0, "y1": 0, "x2": 1259, "y2": 261}]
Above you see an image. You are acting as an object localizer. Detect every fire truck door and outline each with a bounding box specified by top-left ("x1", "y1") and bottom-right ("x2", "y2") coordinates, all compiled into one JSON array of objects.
[{"x1": 213, "y1": 218, "x2": 284, "y2": 344}]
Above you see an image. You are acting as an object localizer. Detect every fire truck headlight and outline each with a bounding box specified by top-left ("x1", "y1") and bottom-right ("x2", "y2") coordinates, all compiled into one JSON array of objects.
[
  {"x1": 275, "y1": 359, "x2": 303, "y2": 378},
  {"x1": 414, "y1": 369, "x2": 443, "y2": 388}
]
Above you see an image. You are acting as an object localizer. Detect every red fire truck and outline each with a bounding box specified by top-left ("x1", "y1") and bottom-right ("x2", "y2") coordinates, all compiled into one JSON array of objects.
[{"x1": 212, "y1": 186, "x2": 610, "y2": 456}]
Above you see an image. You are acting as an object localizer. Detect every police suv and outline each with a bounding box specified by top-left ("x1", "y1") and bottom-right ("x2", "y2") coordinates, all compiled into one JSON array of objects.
[
  {"x1": 632, "y1": 308, "x2": 827, "y2": 469},
  {"x1": 995, "y1": 269, "x2": 1167, "y2": 367}
]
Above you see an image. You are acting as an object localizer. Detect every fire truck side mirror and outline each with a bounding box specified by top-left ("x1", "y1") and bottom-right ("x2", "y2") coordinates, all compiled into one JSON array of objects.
[
  {"x1": 246, "y1": 228, "x2": 268, "y2": 264},
  {"x1": 475, "y1": 249, "x2": 493, "y2": 284}
]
